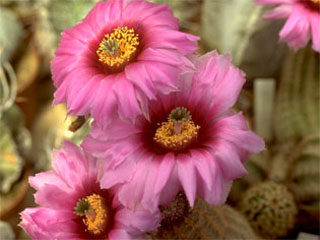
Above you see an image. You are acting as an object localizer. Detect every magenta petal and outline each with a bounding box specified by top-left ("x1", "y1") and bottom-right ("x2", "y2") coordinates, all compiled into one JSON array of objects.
[{"x1": 176, "y1": 154, "x2": 197, "y2": 207}]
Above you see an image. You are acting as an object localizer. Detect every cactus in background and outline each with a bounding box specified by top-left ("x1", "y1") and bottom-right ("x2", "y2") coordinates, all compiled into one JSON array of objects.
[
  {"x1": 240, "y1": 181, "x2": 297, "y2": 239},
  {"x1": 288, "y1": 135, "x2": 320, "y2": 221},
  {"x1": 273, "y1": 46, "x2": 320, "y2": 142},
  {"x1": 154, "y1": 198, "x2": 259, "y2": 239}
]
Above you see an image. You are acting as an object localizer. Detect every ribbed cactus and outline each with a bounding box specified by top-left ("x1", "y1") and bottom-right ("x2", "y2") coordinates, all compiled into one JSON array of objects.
[
  {"x1": 153, "y1": 198, "x2": 259, "y2": 239},
  {"x1": 288, "y1": 135, "x2": 320, "y2": 219},
  {"x1": 240, "y1": 181, "x2": 297, "y2": 239},
  {"x1": 273, "y1": 46, "x2": 320, "y2": 142}
]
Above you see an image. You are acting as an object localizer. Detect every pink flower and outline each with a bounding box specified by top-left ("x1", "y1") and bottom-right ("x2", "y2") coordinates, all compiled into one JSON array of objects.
[
  {"x1": 255, "y1": 0, "x2": 320, "y2": 52},
  {"x1": 19, "y1": 141, "x2": 161, "y2": 240},
  {"x1": 82, "y1": 51, "x2": 265, "y2": 211},
  {"x1": 51, "y1": 0, "x2": 198, "y2": 124}
]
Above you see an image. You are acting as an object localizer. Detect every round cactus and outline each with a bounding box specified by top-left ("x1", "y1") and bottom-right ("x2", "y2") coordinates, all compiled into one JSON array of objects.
[
  {"x1": 154, "y1": 197, "x2": 259, "y2": 239},
  {"x1": 240, "y1": 181, "x2": 297, "y2": 239}
]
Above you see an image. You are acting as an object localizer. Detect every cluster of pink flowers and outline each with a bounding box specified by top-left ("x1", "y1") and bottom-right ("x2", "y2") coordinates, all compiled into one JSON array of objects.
[{"x1": 20, "y1": 0, "x2": 270, "y2": 239}]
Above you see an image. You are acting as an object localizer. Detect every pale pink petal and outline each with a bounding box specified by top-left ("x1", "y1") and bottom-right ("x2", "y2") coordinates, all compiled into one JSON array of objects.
[
  {"x1": 118, "y1": 154, "x2": 163, "y2": 210},
  {"x1": 124, "y1": 0, "x2": 178, "y2": 29},
  {"x1": 115, "y1": 208, "x2": 161, "y2": 235},
  {"x1": 190, "y1": 150, "x2": 213, "y2": 191},
  {"x1": 20, "y1": 208, "x2": 79, "y2": 240},
  {"x1": 153, "y1": 153, "x2": 175, "y2": 195},
  {"x1": 192, "y1": 52, "x2": 246, "y2": 117},
  {"x1": 176, "y1": 154, "x2": 197, "y2": 207},
  {"x1": 279, "y1": 6, "x2": 310, "y2": 50},
  {"x1": 310, "y1": 14, "x2": 320, "y2": 52},
  {"x1": 100, "y1": 157, "x2": 137, "y2": 189},
  {"x1": 52, "y1": 142, "x2": 92, "y2": 191},
  {"x1": 85, "y1": 1, "x2": 123, "y2": 32},
  {"x1": 159, "y1": 166, "x2": 181, "y2": 206},
  {"x1": 33, "y1": 184, "x2": 76, "y2": 210},
  {"x1": 264, "y1": 5, "x2": 293, "y2": 19},
  {"x1": 125, "y1": 63, "x2": 157, "y2": 100},
  {"x1": 207, "y1": 140, "x2": 248, "y2": 180},
  {"x1": 145, "y1": 29, "x2": 199, "y2": 54},
  {"x1": 112, "y1": 73, "x2": 141, "y2": 121},
  {"x1": 108, "y1": 229, "x2": 132, "y2": 240}
]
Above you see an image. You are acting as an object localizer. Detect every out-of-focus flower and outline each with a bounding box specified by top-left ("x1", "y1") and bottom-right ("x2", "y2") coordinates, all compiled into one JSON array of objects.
[
  {"x1": 19, "y1": 141, "x2": 161, "y2": 239},
  {"x1": 255, "y1": 0, "x2": 320, "y2": 52},
  {"x1": 51, "y1": 0, "x2": 198, "y2": 124},
  {"x1": 82, "y1": 51, "x2": 265, "y2": 211}
]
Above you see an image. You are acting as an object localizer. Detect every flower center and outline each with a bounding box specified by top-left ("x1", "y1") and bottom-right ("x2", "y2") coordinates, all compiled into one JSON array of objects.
[
  {"x1": 153, "y1": 107, "x2": 200, "y2": 152},
  {"x1": 74, "y1": 194, "x2": 110, "y2": 236},
  {"x1": 96, "y1": 26, "x2": 139, "y2": 68}
]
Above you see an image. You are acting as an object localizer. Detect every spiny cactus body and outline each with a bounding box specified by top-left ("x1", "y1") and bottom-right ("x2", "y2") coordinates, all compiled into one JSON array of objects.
[{"x1": 240, "y1": 181, "x2": 297, "y2": 239}]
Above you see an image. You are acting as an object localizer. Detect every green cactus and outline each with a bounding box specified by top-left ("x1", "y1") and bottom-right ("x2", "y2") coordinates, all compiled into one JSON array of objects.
[
  {"x1": 154, "y1": 198, "x2": 259, "y2": 239},
  {"x1": 240, "y1": 181, "x2": 297, "y2": 239},
  {"x1": 288, "y1": 135, "x2": 320, "y2": 218},
  {"x1": 273, "y1": 46, "x2": 320, "y2": 142}
]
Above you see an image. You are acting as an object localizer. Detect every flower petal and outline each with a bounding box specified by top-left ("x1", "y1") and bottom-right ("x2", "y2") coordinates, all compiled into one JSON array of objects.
[{"x1": 176, "y1": 154, "x2": 197, "y2": 207}]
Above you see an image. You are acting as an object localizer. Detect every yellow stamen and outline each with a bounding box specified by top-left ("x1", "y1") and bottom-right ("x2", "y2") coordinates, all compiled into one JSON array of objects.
[
  {"x1": 310, "y1": 0, "x2": 320, "y2": 4},
  {"x1": 153, "y1": 119, "x2": 200, "y2": 152},
  {"x1": 96, "y1": 26, "x2": 139, "y2": 67},
  {"x1": 82, "y1": 194, "x2": 109, "y2": 235}
]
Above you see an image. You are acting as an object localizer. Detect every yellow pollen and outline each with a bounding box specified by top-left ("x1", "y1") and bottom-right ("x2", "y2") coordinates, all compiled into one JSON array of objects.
[
  {"x1": 153, "y1": 119, "x2": 200, "y2": 152},
  {"x1": 310, "y1": 0, "x2": 320, "y2": 4},
  {"x1": 83, "y1": 194, "x2": 109, "y2": 235},
  {"x1": 96, "y1": 26, "x2": 139, "y2": 67}
]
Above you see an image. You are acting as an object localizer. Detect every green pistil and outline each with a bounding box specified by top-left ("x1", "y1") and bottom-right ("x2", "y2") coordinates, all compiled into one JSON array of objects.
[
  {"x1": 74, "y1": 198, "x2": 91, "y2": 216},
  {"x1": 169, "y1": 107, "x2": 192, "y2": 135},
  {"x1": 169, "y1": 107, "x2": 191, "y2": 124},
  {"x1": 100, "y1": 38, "x2": 119, "y2": 55}
]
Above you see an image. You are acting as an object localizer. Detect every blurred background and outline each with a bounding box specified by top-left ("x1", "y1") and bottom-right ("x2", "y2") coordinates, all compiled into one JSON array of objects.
[{"x1": 0, "y1": 0, "x2": 319, "y2": 239}]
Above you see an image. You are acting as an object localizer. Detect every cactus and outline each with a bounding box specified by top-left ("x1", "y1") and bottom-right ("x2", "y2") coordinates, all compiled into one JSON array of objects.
[
  {"x1": 153, "y1": 198, "x2": 259, "y2": 239},
  {"x1": 240, "y1": 181, "x2": 297, "y2": 239},
  {"x1": 273, "y1": 46, "x2": 320, "y2": 142},
  {"x1": 288, "y1": 135, "x2": 320, "y2": 219}
]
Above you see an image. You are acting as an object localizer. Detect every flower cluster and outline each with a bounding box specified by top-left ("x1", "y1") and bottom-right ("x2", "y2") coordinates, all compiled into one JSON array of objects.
[{"x1": 20, "y1": 0, "x2": 266, "y2": 239}]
